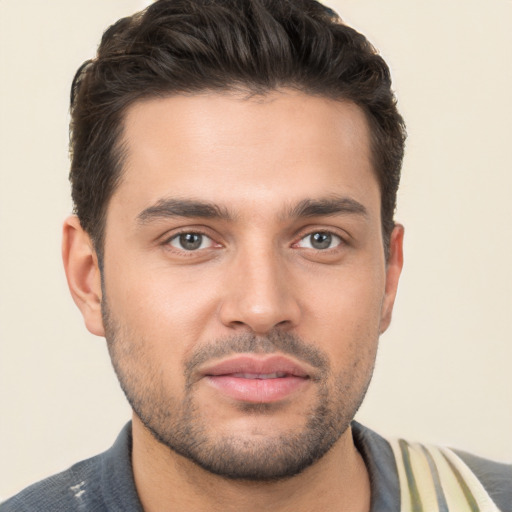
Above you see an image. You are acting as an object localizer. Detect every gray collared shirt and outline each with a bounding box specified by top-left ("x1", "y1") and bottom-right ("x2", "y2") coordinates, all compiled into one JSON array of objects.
[{"x1": 2, "y1": 422, "x2": 510, "y2": 511}]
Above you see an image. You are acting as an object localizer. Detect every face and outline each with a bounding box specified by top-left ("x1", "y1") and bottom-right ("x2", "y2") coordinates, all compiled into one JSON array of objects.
[{"x1": 92, "y1": 90, "x2": 402, "y2": 480}]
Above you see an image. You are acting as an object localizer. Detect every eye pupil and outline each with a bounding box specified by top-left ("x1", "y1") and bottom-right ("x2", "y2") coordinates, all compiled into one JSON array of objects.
[
  {"x1": 179, "y1": 233, "x2": 202, "y2": 250},
  {"x1": 311, "y1": 232, "x2": 332, "y2": 250}
]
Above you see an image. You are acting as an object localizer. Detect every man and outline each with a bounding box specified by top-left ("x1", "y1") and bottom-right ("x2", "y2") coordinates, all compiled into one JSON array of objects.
[{"x1": 1, "y1": 0, "x2": 510, "y2": 511}]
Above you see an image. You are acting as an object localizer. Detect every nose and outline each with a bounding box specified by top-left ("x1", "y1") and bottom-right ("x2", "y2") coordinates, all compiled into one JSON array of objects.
[{"x1": 218, "y1": 246, "x2": 301, "y2": 335}]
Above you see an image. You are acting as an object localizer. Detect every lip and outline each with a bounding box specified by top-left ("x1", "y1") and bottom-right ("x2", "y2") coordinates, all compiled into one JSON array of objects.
[{"x1": 200, "y1": 355, "x2": 311, "y2": 403}]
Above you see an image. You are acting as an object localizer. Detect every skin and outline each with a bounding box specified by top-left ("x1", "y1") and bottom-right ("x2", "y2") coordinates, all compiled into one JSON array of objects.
[{"x1": 63, "y1": 90, "x2": 404, "y2": 512}]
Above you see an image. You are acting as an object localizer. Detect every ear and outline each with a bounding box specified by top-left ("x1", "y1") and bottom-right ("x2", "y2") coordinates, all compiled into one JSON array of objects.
[
  {"x1": 62, "y1": 216, "x2": 105, "y2": 337},
  {"x1": 380, "y1": 224, "x2": 404, "y2": 333}
]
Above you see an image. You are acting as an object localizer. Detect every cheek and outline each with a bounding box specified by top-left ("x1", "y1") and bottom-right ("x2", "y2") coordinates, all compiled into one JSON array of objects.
[
  {"x1": 104, "y1": 262, "x2": 223, "y2": 356},
  {"x1": 297, "y1": 265, "x2": 384, "y2": 368},
  {"x1": 300, "y1": 264, "x2": 385, "y2": 328}
]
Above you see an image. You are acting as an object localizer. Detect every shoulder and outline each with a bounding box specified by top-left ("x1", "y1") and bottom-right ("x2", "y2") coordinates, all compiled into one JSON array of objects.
[
  {"x1": 388, "y1": 437, "x2": 512, "y2": 512},
  {"x1": 455, "y1": 449, "x2": 512, "y2": 512},
  {"x1": 0, "y1": 456, "x2": 104, "y2": 511},
  {"x1": 352, "y1": 422, "x2": 511, "y2": 512},
  {"x1": 0, "y1": 422, "x2": 142, "y2": 512}
]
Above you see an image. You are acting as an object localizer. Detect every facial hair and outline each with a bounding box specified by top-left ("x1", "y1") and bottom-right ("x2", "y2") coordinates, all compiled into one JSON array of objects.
[{"x1": 102, "y1": 297, "x2": 374, "y2": 481}]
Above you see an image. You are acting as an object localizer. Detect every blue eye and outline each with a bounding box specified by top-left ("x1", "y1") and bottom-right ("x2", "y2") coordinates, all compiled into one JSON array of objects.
[
  {"x1": 169, "y1": 233, "x2": 212, "y2": 251},
  {"x1": 297, "y1": 232, "x2": 342, "y2": 250}
]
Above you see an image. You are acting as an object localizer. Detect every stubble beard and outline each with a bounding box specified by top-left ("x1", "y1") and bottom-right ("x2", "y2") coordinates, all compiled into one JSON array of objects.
[{"x1": 102, "y1": 299, "x2": 375, "y2": 481}]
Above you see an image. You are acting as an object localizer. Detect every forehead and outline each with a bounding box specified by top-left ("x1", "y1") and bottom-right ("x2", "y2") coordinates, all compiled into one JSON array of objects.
[{"x1": 111, "y1": 90, "x2": 379, "y2": 221}]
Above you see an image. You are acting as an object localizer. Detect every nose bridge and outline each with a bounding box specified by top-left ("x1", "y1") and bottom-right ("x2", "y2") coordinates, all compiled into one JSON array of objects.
[{"x1": 219, "y1": 240, "x2": 300, "y2": 334}]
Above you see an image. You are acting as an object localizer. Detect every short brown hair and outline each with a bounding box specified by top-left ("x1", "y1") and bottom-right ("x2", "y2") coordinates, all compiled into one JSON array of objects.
[{"x1": 70, "y1": 0, "x2": 406, "y2": 259}]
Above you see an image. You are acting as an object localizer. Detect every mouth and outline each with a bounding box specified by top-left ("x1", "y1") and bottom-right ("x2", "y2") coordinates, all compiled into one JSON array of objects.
[{"x1": 200, "y1": 355, "x2": 311, "y2": 403}]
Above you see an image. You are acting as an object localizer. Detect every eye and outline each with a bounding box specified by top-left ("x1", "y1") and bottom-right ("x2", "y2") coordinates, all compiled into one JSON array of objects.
[
  {"x1": 296, "y1": 231, "x2": 343, "y2": 250},
  {"x1": 168, "y1": 232, "x2": 214, "y2": 251}
]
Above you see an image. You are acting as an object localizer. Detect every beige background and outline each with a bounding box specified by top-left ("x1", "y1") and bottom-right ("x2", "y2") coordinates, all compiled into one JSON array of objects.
[{"x1": 1, "y1": 0, "x2": 511, "y2": 499}]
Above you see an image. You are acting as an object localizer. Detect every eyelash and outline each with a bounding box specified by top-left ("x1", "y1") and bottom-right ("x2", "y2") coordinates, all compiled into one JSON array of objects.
[
  {"x1": 162, "y1": 227, "x2": 346, "y2": 255},
  {"x1": 293, "y1": 231, "x2": 344, "y2": 251},
  {"x1": 164, "y1": 229, "x2": 219, "y2": 253}
]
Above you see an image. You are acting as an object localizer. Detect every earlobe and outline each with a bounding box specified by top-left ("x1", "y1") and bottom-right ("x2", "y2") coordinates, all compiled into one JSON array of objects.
[
  {"x1": 380, "y1": 224, "x2": 404, "y2": 333},
  {"x1": 62, "y1": 216, "x2": 105, "y2": 337}
]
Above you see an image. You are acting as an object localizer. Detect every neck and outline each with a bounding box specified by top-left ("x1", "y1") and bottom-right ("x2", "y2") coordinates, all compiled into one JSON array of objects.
[{"x1": 131, "y1": 415, "x2": 371, "y2": 512}]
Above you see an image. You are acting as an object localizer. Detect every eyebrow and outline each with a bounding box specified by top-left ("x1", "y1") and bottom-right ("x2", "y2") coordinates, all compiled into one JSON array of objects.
[
  {"x1": 137, "y1": 198, "x2": 233, "y2": 224},
  {"x1": 137, "y1": 195, "x2": 368, "y2": 225},
  {"x1": 285, "y1": 196, "x2": 368, "y2": 220}
]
